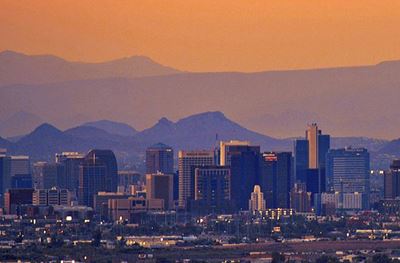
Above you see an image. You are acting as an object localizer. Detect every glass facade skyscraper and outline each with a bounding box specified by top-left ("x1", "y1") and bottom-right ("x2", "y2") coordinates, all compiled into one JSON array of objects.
[
  {"x1": 326, "y1": 148, "x2": 370, "y2": 209},
  {"x1": 146, "y1": 143, "x2": 174, "y2": 174},
  {"x1": 220, "y1": 141, "x2": 260, "y2": 211},
  {"x1": 78, "y1": 149, "x2": 118, "y2": 207}
]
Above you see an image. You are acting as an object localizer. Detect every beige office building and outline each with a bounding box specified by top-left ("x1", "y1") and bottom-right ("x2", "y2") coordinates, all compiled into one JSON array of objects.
[{"x1": 306, "y1": 124, "x2": 319, "y2": 169}]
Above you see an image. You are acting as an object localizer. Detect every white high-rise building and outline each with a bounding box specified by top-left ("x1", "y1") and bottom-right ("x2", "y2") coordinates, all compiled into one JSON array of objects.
[{"x1": 249, "y1": 185, "x2": 266, "y2": 212}]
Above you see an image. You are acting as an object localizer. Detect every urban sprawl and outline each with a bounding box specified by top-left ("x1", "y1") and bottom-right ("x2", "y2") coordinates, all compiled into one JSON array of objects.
[{"x1": 1, "y1": 124, "x2": 400, "y2": 262}]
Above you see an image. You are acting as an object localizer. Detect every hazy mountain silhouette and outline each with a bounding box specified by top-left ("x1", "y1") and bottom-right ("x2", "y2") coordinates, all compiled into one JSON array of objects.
[
  {"x1": 5, "y1": 112, "x2": 290, "y2": 162},
  {"x1": 378, "y1": 138, "x2": 400, "y2": 156},
  {"x1": 0, "y1": 111, "x2": 44, "y2": 137},
  {"x1": 0, "y1": 50, "x2": 181, "y2": 85},
  {"x1": 83, "y1": 120, "x2": 137, "y2": 136},
  {"x1": 10, "y1": 123, "x2": 78, "y2": 159},
  {"x1": 0, "y1": 112, "x2": 395, "y2": 169},
  {"x1": 0, "y1": 136, "x2": 11, "y2": 149},
  {"x1": 9, "y1": 123, "x2": 140, "y2": 162},
  {"x1": 1, "y1": 55, "x2": 400, "y2": 138},
  {"x1": 135, "y1": 111, "x2": 288, "y2": 150}
]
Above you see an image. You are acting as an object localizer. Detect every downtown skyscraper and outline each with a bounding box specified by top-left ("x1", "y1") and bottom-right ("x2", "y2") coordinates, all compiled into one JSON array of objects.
[
  {"x1": 220, "y1": 140, "x2": 260, "y2": 211},
  {"x1": 146, "y1": 143, "x2": 174, "y2": 174},
  {"x1": 295, "y1": 124, "x2": 330, "y2": 195},
  {"x1": 178, "y1": 150, "x2": 215, "y2": 209},
  {"x1": 260, "y1": 152, "x2": 292, "y2": 208},
  {"x1": 78, "y1": 149, "x2": 118, "y2": 207},
  {"x1": 326, "y1": 148, "x2": 370, "y2": 209}
]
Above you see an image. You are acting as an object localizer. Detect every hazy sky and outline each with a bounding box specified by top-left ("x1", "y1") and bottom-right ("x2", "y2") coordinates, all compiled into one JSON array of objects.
[{"x1": 1, "y1": 1, "x2": 400, "y2": 72}]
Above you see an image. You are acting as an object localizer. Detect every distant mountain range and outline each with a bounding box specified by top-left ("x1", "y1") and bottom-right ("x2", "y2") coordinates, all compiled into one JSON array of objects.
[
  {"x1": 82, "y1": 120, "x2": 138, "y2": 137},
  {"x1": 0, "y1": 111, "x2": 397, "y2": 170},
  {"x1": 1, "y1": 50, "x2": 400, "y2": 138},
  {"x1": 0, "y1": 50, "x2": 181, "y2": 86}
]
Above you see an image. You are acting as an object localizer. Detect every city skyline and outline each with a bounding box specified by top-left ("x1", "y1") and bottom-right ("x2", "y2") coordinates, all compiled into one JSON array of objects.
[{"x1": 1, "y1": 2, "x2": 400, "y2": 261}]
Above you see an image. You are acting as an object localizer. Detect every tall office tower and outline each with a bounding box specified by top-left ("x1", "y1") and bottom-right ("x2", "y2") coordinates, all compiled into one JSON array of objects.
[
  {"x1": 326, "y1": 148, "x2": 370, "y2": 209},
  {"x1": 193, "y1": 166, "x2": 231, "y2": 214},
  {"x1": 260, "y1": 152, "x2": 292, "y2": 208},
  {"x1": 173, "y1": 171, "x2": 179, "y2": 201},
  {"x1": 55, "y1": 152, "x2": 84, "y2": 192},
  {"x1": 276, "y1": 152, "x2": 292, "y2": 208},
  {"x1": 10, "y1": 156, "x2": 30, "y2": 188},
  {"x1": 290, "y1": 183, "x2": 312, "y2": 212},
  {"x1": 249, "y1": 185, "x2": 266, "y2": 213},
  {"x1": 10, "y1": 156, "x2": 30, "y2": 177},
  {"x1": 384, "y1": 160, "x2": 400, "y2": 199},
  {"x1": 260, "y1": 152, "x2": 276, "y2": 208},
  {"x1": 318, "y1": 134, "x2": 330, "y2": 192},
  {"x1": 146, "y1": 172, "x2": 174, "y2": 210},
  {"x1": 294, "y1": 139, "x2": 309, "y2": 183},
  {"x1": 178, "y1": 150, "x2": 215, "y2": 208},
  {"x1": 304, "y1": 124, "x2": 330, "y2": 193},
  {"x1": 78, "y1": 149, "x2": 118, "y2": 207},
  {"x1": 11, "y1": 174, "x2": 32, "y2": 188},
  {"x1": 146, "y1": 143, "x2": 174, "y2": 174},
  {"x1": 306, "y1": 124, "x2": 319, "y2": 169},
  {"x1": 220, "y1": 140, "x2": 260, "y2": 211},
  {"x1": 33, "y1": 162, "x2": 65, "y2": 189},
  {"x1": 0, "y1": 153, "x2": 11, "y2": 201},
  {"x1": 32, "y1": 162, "x2": 45, "y2": 189}
]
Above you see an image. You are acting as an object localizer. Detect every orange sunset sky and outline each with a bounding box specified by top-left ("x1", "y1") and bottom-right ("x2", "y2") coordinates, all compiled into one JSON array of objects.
[{"x1": 1, "y1": 0, "x2": 400, "y2": 72}]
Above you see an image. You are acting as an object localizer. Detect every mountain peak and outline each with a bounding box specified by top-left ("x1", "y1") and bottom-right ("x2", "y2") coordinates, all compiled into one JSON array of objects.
[
  {"x1": 0, "y1": 50, "x2": 181, "y2": 86},
  {"x1": 0, "y1": 50, "x2": 65, "y2": 62},
  {"x1": 157, "y1": 117, "x2": 174, "y2": 126},
  {"x1": 177, "y1": 111, "x2": 229, "y2": 124},
  {"x1": 31, "y1": 123, "x2": 62, "y2": 136},
  {"x1": 0, "y1": 50, "x2": 22, "y2": 57}
]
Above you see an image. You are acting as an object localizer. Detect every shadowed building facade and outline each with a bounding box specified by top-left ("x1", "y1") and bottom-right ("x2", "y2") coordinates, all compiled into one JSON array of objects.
[
  {"x1": 78, "y1": 149, "x2": 118, "y2": 207},
  {"x1": 146, "y1": 143, "x2": 174, "y2": 174},
  {"x1": 260, "y1": 152, "x2": 292, "y2": 208},
  {"x1": 326, "y1": 148, "x2": 370, "y2": 209},
  {"x1": 192, "y1": 166, "x2": 231, "y2": 214},
  {"x1": 146, "y1": 172, "x2": 174, "y2": 210},
  {"x1": 178, "y1": 150, "x2": 215, "y2": 209},
  {"x1": 0, "y1": 154, "x2": 11, "y2": 205},
  {"x1": 384, "y1": 160, "x2": 400, "y2": 199},
  {"x1": 220, "y1": 140, "x2": 260, "y2": 211},
  {"x1": 55, "y1": 152, "x2": 85, "y2": 194}
]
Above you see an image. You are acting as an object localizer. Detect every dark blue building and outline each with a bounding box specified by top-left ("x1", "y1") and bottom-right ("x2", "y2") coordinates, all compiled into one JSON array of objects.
[
  {"x1": 11, "y1": 174, "x2": 32, "y2": 189},
  {"x1": 260, "y1": 152, "x2": 292, "y2": 208},
  {"x1": 78, "y1": 149, "x2": 118, "y2": 207},
  {"x1": 294, "y1": 139, "x2": 309, "y2": 184}
]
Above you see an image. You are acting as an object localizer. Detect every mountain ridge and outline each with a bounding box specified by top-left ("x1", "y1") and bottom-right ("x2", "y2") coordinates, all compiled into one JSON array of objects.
[
  {"x1": 0, "y1": 111, "x2": 396, "y2": 170},
  {"x1": 82, "y1": 120, "x2": 138, "y2": 136},
  {"x1": 0, "y1": 50, "x2": 182, "y2": 86},
  {"x1": 1, "y1": 51, "x2": 400, "y2": 138}
]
